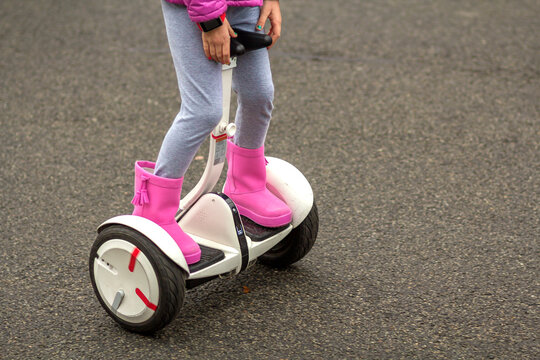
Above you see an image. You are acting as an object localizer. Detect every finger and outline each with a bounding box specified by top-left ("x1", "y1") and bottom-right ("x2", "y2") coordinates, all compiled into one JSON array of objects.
[
  {"x1": 228, "y1": 26, "x2": 237, "y2": 38},
  {"x1": 256, "y1": 8, "x2": 270, "y2": 31},
  {"x1": 269, "y1": 17, "x2": 281, "y2": 38},
  {"x1": 225, "y1": 19, "x2": 237, "y2": 38},
  {"x1": 222, "y1": 41, "x2": 230, "y2": 64},
  {"x1": 203, "y1": 40, "x2": 211, "y2": 60},
  {"x1": 267, "y1": 34, "x2": 279, "y2": 49},
  {"x1": 209, "y1": 44, "x2": 218, "y2": 62},
  {"x1": 216, "y1": 43, "x2": 224, "y2": 64},
  {"x1": 267, "y1": 26, "x2": 281, "y2": 49}
]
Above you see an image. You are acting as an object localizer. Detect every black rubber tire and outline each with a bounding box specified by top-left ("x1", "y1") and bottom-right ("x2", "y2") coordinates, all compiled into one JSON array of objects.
[
  {"x1": 89, "y1": 225, "x2": 186, "y2": 334},
  {"x1": 258, "y1": 202, "x2": 319, "y2": 268}
]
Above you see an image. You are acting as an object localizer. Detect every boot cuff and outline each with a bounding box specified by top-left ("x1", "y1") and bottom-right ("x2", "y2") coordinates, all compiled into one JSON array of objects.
[
  {"x1": 227, "y1": 140, "x2": 264, "y2": 158},
  {"x1": 134, "y1": 161, "x2": 183, "y2": 188}
]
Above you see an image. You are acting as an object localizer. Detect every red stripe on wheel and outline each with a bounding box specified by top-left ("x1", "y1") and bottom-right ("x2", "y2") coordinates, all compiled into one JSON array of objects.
[
  {"x1": 135, "y1": 288, "x2": 157, "y2": 311},
  {"x1": 128, "y1": 247, "x2": 140, "y2": 272}
]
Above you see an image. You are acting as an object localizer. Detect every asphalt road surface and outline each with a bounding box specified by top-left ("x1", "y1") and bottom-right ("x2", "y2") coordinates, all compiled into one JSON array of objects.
[{"x1": 1, "y1": 0, "x2": 538, "y2": 358}]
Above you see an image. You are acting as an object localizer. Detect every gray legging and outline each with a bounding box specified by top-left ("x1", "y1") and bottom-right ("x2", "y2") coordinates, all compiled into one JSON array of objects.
[{"x1": 155, "y1": 1, "x2": 274, "y2": 179}]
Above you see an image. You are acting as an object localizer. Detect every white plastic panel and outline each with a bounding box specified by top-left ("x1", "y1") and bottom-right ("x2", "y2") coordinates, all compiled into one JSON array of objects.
[
  {"x1": 265, "y1": 157, "x2": 314, "y2": 228},
  {"x1": 248, "y1": 226, "x2": 293, "y2": 260},
  {"x1": 187, "y1": 235, "x2": 241, "y2": 280},
  {"x1": 98, "y1": 215, "x2": 189, "y2": 273},
  {"x1": 179, "y1": 193, "x2": 244, "y2": 275}
]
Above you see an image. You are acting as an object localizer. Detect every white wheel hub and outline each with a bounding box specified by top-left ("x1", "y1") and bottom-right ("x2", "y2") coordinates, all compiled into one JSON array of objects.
[{"x1": 93, "y1": 239, "x2": 160, "y2": 323}]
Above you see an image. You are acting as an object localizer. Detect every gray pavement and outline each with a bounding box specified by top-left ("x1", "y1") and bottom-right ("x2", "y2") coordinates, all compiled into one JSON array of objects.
[{"x1": 1, "y1": 0, "x2": 539, "y2": 358}]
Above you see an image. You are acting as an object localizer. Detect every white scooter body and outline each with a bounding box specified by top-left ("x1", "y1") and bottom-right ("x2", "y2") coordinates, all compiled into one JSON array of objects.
[
  {"x1": 98, "y1": 156, "x2": 313, "y2": 279},
  {"x1": 95, "y1": 58, "x2": 314, "y2": 285}
]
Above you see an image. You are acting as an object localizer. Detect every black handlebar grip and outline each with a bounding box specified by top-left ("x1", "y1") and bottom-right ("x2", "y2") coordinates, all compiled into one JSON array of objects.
[
  {"x1": 229, "y1": 29, "x2": 272, "y2": 57},
  {"x1": 230, "y1": 38, "x2": 246, "y2": 57},
  {"x1": 233, "y1": 29, "x2": 272, "y2": 52}
]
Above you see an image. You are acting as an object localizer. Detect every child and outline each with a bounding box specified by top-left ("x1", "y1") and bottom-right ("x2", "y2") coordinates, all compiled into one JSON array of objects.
[{"x1": 130, "y1": 0, "x2": 290, "y2": 265}]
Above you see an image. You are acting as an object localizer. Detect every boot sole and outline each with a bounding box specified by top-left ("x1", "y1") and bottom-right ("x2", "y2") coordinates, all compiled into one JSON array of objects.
[{"x1": 235, "y1": 203, "x2": 292, "y2": 228}]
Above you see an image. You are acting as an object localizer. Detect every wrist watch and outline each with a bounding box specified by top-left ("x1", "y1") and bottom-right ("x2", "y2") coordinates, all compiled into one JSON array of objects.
[{"x1": 198, "y1": 13, "x2": 227, "y2": 32}]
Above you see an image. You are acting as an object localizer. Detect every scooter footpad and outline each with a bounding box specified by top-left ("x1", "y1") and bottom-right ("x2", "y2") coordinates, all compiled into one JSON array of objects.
[
  {"x1": 241, "y1": 216, "x2": 290, "y2": 242},
  {"x1": 188, "y1": 244, "x2": 225, "y2": 273}
]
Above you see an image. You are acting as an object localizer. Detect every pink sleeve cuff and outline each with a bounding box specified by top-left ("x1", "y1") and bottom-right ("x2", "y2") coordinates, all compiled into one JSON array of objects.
[{"x1": 187, "y1": 1, "x2": 227, "y2": 23}]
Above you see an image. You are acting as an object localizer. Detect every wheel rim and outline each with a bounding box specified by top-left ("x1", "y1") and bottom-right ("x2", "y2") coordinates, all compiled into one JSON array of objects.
[{"x1": 93, "y1": 239, "x2": 160, "y2": 324}]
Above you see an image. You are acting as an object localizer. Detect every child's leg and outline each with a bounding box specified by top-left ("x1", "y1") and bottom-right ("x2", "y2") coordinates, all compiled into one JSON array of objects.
[
  {"x1": 228, "y1": 7, "x2": 274, "y2": 149},
  {"x1": 222, "y1": 7, "x2": 291, "y2": 227},
  {"x1": 155, "y1": 0, "x2": 223, "y2": 179}
]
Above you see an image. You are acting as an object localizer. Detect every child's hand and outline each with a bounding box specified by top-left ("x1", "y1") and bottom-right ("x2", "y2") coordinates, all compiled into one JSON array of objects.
[
  {"x1": 255, "y1": 0, "x2": 281, "y2": 49},
  {"x1": 202, "y1": 17, "x2": 237, "y2": 65}
]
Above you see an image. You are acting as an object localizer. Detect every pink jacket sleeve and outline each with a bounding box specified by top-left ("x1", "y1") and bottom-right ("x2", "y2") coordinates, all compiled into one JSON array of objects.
[{"x1": 183, "y1": 0, "x2": 227, "y2": 23}]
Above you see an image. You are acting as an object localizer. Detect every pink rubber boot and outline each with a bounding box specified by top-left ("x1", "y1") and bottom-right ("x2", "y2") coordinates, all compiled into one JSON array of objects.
[
  {"x1": 223, "y1": 141, "x2": 292, "y2": 227},
  {"x1": 131, "y1": 161, "x2": 201, "y2": 264}
]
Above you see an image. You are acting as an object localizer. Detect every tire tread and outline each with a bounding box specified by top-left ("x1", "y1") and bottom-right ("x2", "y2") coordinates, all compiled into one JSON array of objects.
[{"x1": 259, "y1": 203, "x2": 319, "y2": 268}]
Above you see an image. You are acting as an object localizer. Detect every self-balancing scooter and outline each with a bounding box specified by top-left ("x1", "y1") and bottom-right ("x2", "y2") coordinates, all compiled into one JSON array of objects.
[{"x1": 89, "y1": 31, "x2": 319, "y2": 333}]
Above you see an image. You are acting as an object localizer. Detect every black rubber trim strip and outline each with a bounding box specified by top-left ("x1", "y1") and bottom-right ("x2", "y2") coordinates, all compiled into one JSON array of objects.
[{"x1": 215, "y1": 192, "x2": 249, "y2": 272}]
